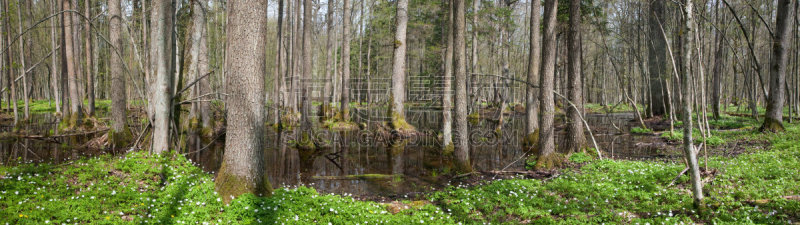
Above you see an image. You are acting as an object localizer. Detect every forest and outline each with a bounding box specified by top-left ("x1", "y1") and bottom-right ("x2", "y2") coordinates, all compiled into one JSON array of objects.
[{"x1": 1, "y1": 0, "x2": 799, "y2": 224}]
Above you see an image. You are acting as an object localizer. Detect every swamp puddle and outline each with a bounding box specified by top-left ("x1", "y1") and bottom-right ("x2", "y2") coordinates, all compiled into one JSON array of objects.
[{"x1": 0, "y1": 109, "x2": 681, "y2": 200}]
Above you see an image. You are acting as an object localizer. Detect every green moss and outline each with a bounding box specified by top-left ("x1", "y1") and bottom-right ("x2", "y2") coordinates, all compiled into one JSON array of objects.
[
  {"x1": 442, "y1": 143, "x2": 454, "y2": 156},
  {"x1": 759, "y1": 117, "x2": 785, "y2": 132},
  {"x1": 215, "y1": 161, "x2": 273, "y2": 204},
  {"x1": 389, "y1": 111, "x2": 416, "y2": 133},
  {"x1": 630, "y1": 127, "x2": 654, "y2": 134},
  {"x1": 467, "y1": 112, "x2": 480, "y2": 124},
  {"x1": 108, "y1": 125, "x2": 133, "y2": 148},
  {"x1": 533, "y1": 153, "x2": 564, "y2": 170},
  {"x1": 521, "y1": 130, "x2": 540, "y2": 154}
]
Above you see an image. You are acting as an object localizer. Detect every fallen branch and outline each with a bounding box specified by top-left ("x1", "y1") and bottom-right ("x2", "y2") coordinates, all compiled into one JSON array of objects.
[{"x1": 668, "y1": 167, "x2": 690, "y2": 187}]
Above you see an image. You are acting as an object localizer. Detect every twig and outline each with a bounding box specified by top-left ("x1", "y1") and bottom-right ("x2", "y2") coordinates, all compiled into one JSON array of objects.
[{"x1": 668, "y1": 167, "x2": 690, "y2": 187}]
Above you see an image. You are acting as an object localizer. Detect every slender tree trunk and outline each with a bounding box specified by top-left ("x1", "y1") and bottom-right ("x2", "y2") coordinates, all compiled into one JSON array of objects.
[
  {"x1": 300, "y1": 0, "x2": 312, "y2": 133},
  {"x1": 274, "y1": 0, "x2": 284, "y2": 124},
  {"x1": 323, "y1": 0, "x2": 333, "y2": 117},
  {"x1": 711, "y1": 1, "x2": 725, "y2": 119},
  {"x1": 16, "y1": 0, "x2": 28, "y2": 119},
  {"x1": 150, "y1": 0, "x2": 175, "y2": 154},
  {"x1": 84, "y1": 0, "x2": 95, "y2": 116},
  {"x1": 390, "y1": 0, "x2": 413, "y2": 130},
  {"x1": 109, "y1": 0, "x2": 129, "y2": 145},
  {"x1": 341, "y1": 0, "x2": 352, "y2": 121},
  {"x1": 63, "y1": 0, "x2": 82, "y2": 124},
  {"x1": 51, "y1": 0, "x2": 60, "y2": 115},
  {"x1": 469, "y1": 0, "x2": 478, "y2": 112},
  {"x1": 761, "y1": 0, "x2": 794, "y2": 132},
  {"x1": 1, "y1": 0, "x2": 15, "y2": 125},
  {"x1": 442, "y1": 0, "x2": 454, "y2": 150},
  {"x1": 525, "y1": 0, "x2": 540, "y2": 147},
  {"x1": 648, "y1": 0, "x2": 667, "y2": 117},
  {"x1": 536, "y1": 0, "x2": 558, "y2": 169},
  {"x1": 563, "y1": 0, "x2": 585, "y2": 153},
  {"x1": 681, "y1": 0, "x2": 704, "y2": 208},
  {"x1": 215, "y1": 0, "x2": 272, "y2": 203},
  {"x1": 453, "y1": 0, "x2": 471, "y2": 172}
]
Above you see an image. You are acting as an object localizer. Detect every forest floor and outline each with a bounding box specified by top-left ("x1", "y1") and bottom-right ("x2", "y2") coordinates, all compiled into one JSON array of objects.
[{"x1": 1, "y1": 113, "x2": 799, "y2": 224}]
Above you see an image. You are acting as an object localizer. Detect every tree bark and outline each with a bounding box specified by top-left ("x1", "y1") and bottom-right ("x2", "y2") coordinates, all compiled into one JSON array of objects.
[
  {"x1": 536, "y1": 0, "x2": 558, "y2": 170},
  {"x1": 16, "y1": 0, "x2": 28, "y2": 119},
  {"x1": 761, "y1": 0, "x2": 794, "y2": 132},
  {"x1": 1, "y1": 0, "x2": 16, "y2": 125},
  {"x1": 453, "y1": 0, "x2": 471, "y2": 172},
  {"x1": 563, "y1": 0, "x2": 585, "y2": 153},
  {"x1": 323, "y1": 0, "x2": 333, "y2": 116},
  {"x1": 150, "y1": 0, "x2": 175, "y2": 154},
  {"x1": 648, "y1": 0, "x2": 667, "y2": 117},
  {"x1": 51, "y1": 0, "x2": 60, "y2": 115},
  {"x1": 109, "y1": 0, "x2": 129, "y2": 144},
  {"x1": 215, "y1": 0, "x2": 272, "y2": 203},
  {"x1": 681, "y1": 0, "x2": 704, "y2": 208},
  {"x1": 390, "y1": 0, "x2": 412, "y2": 130},
  {"x1": 525, "y1": 0, "x2": 540, "y2": 139},
  {"x1": 84, "y1": 0, "x2": 95, "y2": 116},
  {"x1": 442, "y1": 0, "x2": 454, "y2": 150},
  {"x1": 341, "y1": 0, "x2": 352, "y2": 121},
  {"x1": 300, "y1": 0, "x2": 312, "y2": 133},
  {"x1": 273, "y1": 0, "x2": 284, "y2": 124},
  {"x1": 63, "y1": 0, "x2": 82, "y2": 124}
]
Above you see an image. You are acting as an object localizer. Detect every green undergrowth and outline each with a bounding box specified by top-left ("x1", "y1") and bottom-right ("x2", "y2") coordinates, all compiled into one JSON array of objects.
[
  {"x1": 0, "y1": 99, "x2": 149, "y2": 114},
  {"x1": 630, "y1": 126, "x2": 653, "y2": 134},
  {"x1": 2, "y1": 118, "x2": 798, "y2": 224}
]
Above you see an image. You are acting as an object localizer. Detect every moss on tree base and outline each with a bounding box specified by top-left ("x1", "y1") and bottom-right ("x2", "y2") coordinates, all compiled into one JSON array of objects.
[
  {"x1": 521, "y1": 130, "x2": 540, "y2": 153},
  {"x1": 759, "y1": 117, "x2": 785, "y2": 133},
  {"x1": 215, "y1": 161, "x2": 273, "y2": 204},
  {"x1": 527, "y1": 152, "x2": 564, "y2": 171}
]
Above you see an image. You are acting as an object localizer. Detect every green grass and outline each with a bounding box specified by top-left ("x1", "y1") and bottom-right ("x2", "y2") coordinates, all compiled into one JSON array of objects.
[
  {"x1": 1, "y1": 116, "x2": 798, "y2": 224},
  {"x1": 630, "y1": 126, "x2": 653, "y2": 134},
  {"x1": 585, "y1": 103, "x2": 645, "y2": 114},
  {"x1": 0, "y1": 99, "x2": 149, "y2": 114}
]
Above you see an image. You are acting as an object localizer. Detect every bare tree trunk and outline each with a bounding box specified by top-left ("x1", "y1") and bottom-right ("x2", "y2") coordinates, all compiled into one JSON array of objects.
[
  {"x1": 442, "y1": 0, "x2": 453, "y2": 150},
  {"x1": 51, "y1": 0, "x2": 60, "y2": 115},
  {"x1": 390, "y1": 0, "x2": 413, "y2": 131},
  {"x1": 341, "y1": 0, "x2": 352, "y2": 121},
  {"x1": 84, "y1": 0, "x2": 95, "y2": 116},
  {"x1": 109, "y1": 0, "x2": 129, "y2": 145},
  {"x1": 323, "y1": 0, "x2": 333, "y2": 117},
  {"x1": 1, "y1": 0, "x2": 15, "y2": 125},
  {"x1": 711, "y1": 1, "x2": 726, "y2": 119},
  {"x1": 290, "y1": 0, "x2": 300, "y2": 113},
  {"x1": 761, "y1": 0, "x2": 794, "y2": 132},
  {"x1": 300, "y1": 0, "x2": 312, "y2": 133},
  {"x1": 63, "y1": 0, "x2": 82, "y2": 125},
  {"x1": 563, "y1": 0, "x2": 585, "y2": 153},
  {"x1": 535, "y1": 0, "x2": 558, "y2": 169},
  {"x1": 453, "y1": 0, "x2": 471, "y2": 172},
  {"x1": 469, "y1": 0, "x2": 478, "y2": 112},
  {"x1": 648, "y1": 0, "x2": 667, "y2": 117},
  {"x1": 274, "y1": 0, "x2": 284, "y2": 124},
  {"x1": 16, "y1": 0, "x2": 28, "y2": 119},
  {"x1": 215, "y1": 0, "x2": 272, "y2": 203},
  {"x1": 150, "y1": 0, "x2": 175, "y2": 154},
  {"x1": 525, "y1": 0, "x2": 540, "y2": 141},
  {"x1": 681, "y1": 0, "x2": 704, "y2": 208}
]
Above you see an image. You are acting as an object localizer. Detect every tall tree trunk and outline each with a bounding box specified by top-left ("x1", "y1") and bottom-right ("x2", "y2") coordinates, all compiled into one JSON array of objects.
[
  {"x1": 536, "y1": 0, "x2": 557, "y2": 169},
  {"x1": 563, "y1": 0, "x2": 585, "y2": 153},
  {"x1": 109, "y1": 0, "x2": 129, "y2": 145},
  {"x1": 442, "y1": 0, "x2": 454, "y2": 150},
  {"x1": 1, "y1": 0, "x2": 15, "y2": 125},
  {"x1": 84, "y1": 0, "x2": 95, "y2": 116},
  {"x1": 64, "y1": 0, "x2": 82, "y2": 125},
  {"x1": 51, "y1": 0, "x2": 60, "y2": 115},
  {"x1": 453, "y1": 0, "x2": 471, "y2": 172},
  {"x1": 341, "y1": 0, "x2": 352, "y2": 121},
  {"x1": 525, "y1": 0, "x2": 540, "y2": 143},
  {"x1": 681, "y1": 0, "x2": 704, "y2": 208},
  {"x1": 300, "y1": 0, "x2": 312, "y2": 134},
  {"x1": 711, "y1": 3, "x2": 725, "y2": 120},
  {"x1": 647, "y1": 0, "x2": 667, "y2": 117},
  {"x1": 215, "y1": 0, "x2": 272, "y2": 203},
  {"x1": 16, "y1": 0, "x2": 28, "y2": 119},
  {"x1": 390, "y1": 0, "x2": 413, "y2": 131},
  {"x1": 150, "y1": 0, "x2": 175, "y2": 154},
  {"x1": 469, "y1": 0, "x2": 478, "y2": 112},
  {"x1": 761, "y1": 0, "x2": 794, "y2": 132},
  {"x1": 323, "y1": 0, "x2": 333, "y2": 117},
  {"x1": 274, "y1": 0, "x2": 284, "y2": 124}
]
